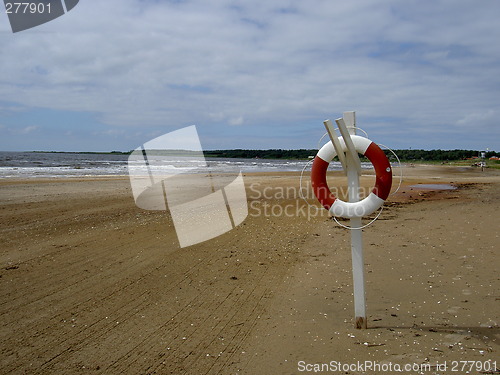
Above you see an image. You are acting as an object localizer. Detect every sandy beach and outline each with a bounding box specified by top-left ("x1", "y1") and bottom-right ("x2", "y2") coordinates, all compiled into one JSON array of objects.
[{"x1": 0, "y1": 165, "x2": 498, "y2": 374}]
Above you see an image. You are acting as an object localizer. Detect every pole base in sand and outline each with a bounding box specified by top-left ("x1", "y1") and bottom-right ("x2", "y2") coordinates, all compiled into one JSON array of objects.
[{"x1": 355, "y1": 316, "x2": 367, "y2": 329}]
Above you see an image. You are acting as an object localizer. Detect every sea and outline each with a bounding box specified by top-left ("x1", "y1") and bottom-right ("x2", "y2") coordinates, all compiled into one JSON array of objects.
[{"x1": 0, "y1": 151, "x2": 374, "y2": 179}]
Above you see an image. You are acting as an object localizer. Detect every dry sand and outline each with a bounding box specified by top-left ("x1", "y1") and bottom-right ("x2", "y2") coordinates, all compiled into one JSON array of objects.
[{"x1": 0, "y1": 165, "x2": 498, "y2": 374}]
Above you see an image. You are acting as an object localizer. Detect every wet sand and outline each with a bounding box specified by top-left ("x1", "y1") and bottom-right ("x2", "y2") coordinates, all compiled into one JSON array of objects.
[{"x1": 0, "y1": 165, "x2": 498, "y2": 374}]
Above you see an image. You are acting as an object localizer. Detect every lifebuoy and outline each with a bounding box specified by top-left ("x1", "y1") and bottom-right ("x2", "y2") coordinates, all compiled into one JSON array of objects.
[{"x1": 311, "y1": 135, "x2": 392, "y2": 218}]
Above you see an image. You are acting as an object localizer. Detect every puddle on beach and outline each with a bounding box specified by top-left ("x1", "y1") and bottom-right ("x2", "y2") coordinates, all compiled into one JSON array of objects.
[{"x1": 409, "y1": 184, "x2": 457, "y2": 190}]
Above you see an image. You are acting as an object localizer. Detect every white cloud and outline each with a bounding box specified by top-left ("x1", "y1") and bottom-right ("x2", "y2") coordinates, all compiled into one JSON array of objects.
[
  {"x1": 0, "y1": 0, "x2": 499, "y2": 150},
  {"x1": 5, "y1": 125, "x2": 39, "y2": 135},
  {"x1": 456, "y1": 109, "x2": 497, "y2": 128},
  {"x1": 21, "y1": 125, "x2": 38, "y2": 134},
  {"x1": 228, "y1": 116, "x2": 244, "y2": 126}
]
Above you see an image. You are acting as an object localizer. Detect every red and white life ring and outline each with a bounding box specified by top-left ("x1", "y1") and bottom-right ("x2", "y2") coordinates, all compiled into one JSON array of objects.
[{"x1": 311, "y1": 135, "x2": 392, "y2": 218}]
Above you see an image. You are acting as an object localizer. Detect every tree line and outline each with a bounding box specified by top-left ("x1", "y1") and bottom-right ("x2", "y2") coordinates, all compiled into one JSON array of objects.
[{"x1": 204, "y1": 148, "x2": 499, "y2": 161}]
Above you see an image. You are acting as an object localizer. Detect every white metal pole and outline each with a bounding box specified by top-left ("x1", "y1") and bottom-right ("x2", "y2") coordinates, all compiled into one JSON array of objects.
[{"x1": 343, "y1": 111, "x2": 367, "y2": 329}]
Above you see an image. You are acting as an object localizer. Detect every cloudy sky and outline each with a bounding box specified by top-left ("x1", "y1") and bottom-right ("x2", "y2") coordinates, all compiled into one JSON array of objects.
[{"x1": 1, "y1": 0, "x2": 499, "y2": 152}]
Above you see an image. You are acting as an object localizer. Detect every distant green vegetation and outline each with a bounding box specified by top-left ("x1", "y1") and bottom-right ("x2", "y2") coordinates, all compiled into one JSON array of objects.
[
  {"x1": 204, "y1": 148, "x2": 500, "y2": 161},
  {"x1": 204, "y1": 149, "x2": 316, "y2": 159}
]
